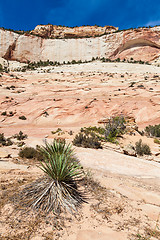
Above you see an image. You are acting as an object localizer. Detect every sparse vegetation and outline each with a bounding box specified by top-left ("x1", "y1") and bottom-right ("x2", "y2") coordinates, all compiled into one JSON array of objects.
[
  {"x1": 13, "y1": 131, "x2": 28, "y2": 141},
  {"x1": 81, "y1": 126, "x2": 105, "y2": 136},
  {"x1": 9, "y1": 111, "x2": 14, "y2": 116},
  {"x1": 129, "y1": 81, "x2": 136, "y2": 87},
  {"x1": 100, "y1": 57, "x2": 151, "y2": 65},
  {"x1": 137, "y1": 84, "x2": 145, "y2": 88},
  {"x1": 0, "y1": 63, "x2": 9, "y2": 73},
  {"x1": 135, "y1": 139, "x2": 151, "y2": 156},
  {"x1": 73, "y1": 116, "x2": 127, "y2": 147},
  {"x1": 17, "y1": 141, "x2": 25, "y2": 147},
  {"x1": 73, "y1": 131, "x2": 102, "y2": 149},
  {"x1": 104, "y1": 116, "x2": 126, "y2": 143},
  {"x1": 51, "y1": 128, "x2": 62, "y2": 135},
  {"x1": 154, "y1": 138, "x2": 160, "y2": 144},
  {"x1": 145, "y1": 124, "x2": 160, "y2": 137},
  {"x1": 19, "y1": 115, "x2": 27, "y2": 120},
  {"x1": 1, "y1": 111, "x2": 7, "y2": 116},
  {"x1": 0, "y1": 63, "x2": 3, "y2": 72},
  {"x1": 19, "y1": 146, "x2": 42, "y2": 160},
  {"x1": 14, "y1": 55, "x2": 153, "y2": 72}
]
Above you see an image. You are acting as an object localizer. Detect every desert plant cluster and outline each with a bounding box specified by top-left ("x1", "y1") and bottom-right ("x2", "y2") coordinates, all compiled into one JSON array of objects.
[
  {"x1": 14, "y1": 56, "x2": 153, "y2": 72},
  {"x1": 0, "y1": 133, "x2": 13, "y2": 146},
  {"x1": 135, "y1": 139, "x2": 151, "y2": 156},
  {"x1": 16, "y1": 139, "x2": 86, "y2": 215},
  {"x1": 73, "y1": 116, "x2": 127, "y2": 148},
  {"x1": 145, "y1": 124, "x2": 160, "y2": 137}
]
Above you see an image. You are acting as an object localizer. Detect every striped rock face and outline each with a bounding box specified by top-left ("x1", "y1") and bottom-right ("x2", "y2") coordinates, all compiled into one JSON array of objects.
[{"x1": 0, "y1": 26, "x2": 159, "y2": 64}]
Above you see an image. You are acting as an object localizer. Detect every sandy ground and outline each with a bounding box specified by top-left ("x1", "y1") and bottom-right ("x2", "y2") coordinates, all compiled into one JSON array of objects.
[
  {"x1": 0, "y1": 145, "x2": 160, "y2": 240},
  {"x1": 0, "y1": 62, "x2": 160, "y2": 239}
]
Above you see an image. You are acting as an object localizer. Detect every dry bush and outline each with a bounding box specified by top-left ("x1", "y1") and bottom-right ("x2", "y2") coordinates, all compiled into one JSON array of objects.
[{"x1": 135, "y1": 139, "x2": 151, "y2": 156}]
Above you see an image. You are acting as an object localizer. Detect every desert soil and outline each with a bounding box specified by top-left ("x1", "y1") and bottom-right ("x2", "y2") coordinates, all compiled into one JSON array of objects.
[{"x1": 0, "y1": 62, "x2": 160, "y2": 240}]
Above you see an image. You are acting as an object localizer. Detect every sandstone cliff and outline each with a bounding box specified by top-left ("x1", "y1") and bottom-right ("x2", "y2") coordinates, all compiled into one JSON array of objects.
[
  {"x1": 30, "y1": 24, "x2": 118, "y2": 39},
  {"x1": 0, "y1": 25, "x2": 160, "y2": 64}
]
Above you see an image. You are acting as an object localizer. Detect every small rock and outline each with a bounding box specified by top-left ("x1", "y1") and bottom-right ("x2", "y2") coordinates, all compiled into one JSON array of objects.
[
  {"x1": 4, "y1": 154, "x2": 12, "y2": 158},
  {"x1": 0, "y1": 150, "x2": 9, "y2": 158},
  {"x1": 155, "y1": 152, "x2": 160, "y2": 156},
  {"x1": 123, "y1": 144, "x2": 136, "y2": 156}
]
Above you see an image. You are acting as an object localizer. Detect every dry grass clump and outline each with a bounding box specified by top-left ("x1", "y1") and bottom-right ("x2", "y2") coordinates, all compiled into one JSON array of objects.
[{"x1": 0, "y1": 175, "x2": 35, "y2": 212}]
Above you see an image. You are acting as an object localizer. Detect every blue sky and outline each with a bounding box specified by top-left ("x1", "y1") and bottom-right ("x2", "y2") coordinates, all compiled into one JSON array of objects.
[{"x1": 0, "y1": 0, "x2": 160, "y2": 30}]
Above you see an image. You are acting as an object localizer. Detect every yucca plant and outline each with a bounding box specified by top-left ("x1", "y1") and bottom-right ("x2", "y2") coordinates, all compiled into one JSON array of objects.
[{"x1": 18, "y1": 139, "x2": 86, "y2": 215}]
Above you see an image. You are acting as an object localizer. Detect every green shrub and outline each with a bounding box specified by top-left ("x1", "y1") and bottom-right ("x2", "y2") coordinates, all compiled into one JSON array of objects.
[
  {"x1": 73, "y1": 117, "x2": 126, "y2": 147},
  {"x1": 73, "y1": 132, "x2": 102, "y2": 149},
  {"x1": 0, "y1": 133, "x2": 13, "y2": 146},
  {"x1": 19, "y1": 147, "x2": 40, "y2": 159},
  {"x1": 129, "y1": 82, "x2": 136, "y2": 87},
  {"x1": 9, "y1": 111, "x2": 14, "y2": 117},
  {"x1": 81, "y1": 126, "x2": 105, "y2": 136},
  {"x1": 115, "y1": 58, "x2": 120, "y2": 62},
  {"x1": 135, "y1": 139, "x2": 151, "y2": 156},
  {"x1": 19, "y1": 115, "x2": 27, "y2": 120},
  {"x1": 0, "y1": 64, "x2": 3, "y2": 72},
  {"x1": 17, "y1": 141, "x2": 25, "y2": 147},
  {"x1": 145, "y1": 124, "x2": 160, "y2": 137},
  {"x1": 1, "y1": 111, "x2": 7, "y2": 116},
  {"x1": 71, "y1": 60, "x2": 77, "y2": 64},
  {"x1": 13, "y1": 131, "x2": 28, "y2": 140},
  {"x1": 51, "y1": 128, "x2": 62, "y2": 134},
  {"x1": 104, "y1": 116, "x2": 126, "y2": 143},
  {"x1": 154, "y1": 138, "x2": 160, "y2": 144}
]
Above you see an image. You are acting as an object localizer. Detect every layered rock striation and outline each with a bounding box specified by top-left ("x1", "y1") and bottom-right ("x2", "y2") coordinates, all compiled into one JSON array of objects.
[
  {"x1": 0, "y1": 25, "x2": 160, "y2": 64},
  {"x1": 30, "y1": 24, "x2": 118, "y2": 39}
]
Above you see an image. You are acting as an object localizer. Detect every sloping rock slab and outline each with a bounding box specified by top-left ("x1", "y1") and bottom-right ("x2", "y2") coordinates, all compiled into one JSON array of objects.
[{"x1": 76, "y1": 230, "x2": 127, "y2": 240}]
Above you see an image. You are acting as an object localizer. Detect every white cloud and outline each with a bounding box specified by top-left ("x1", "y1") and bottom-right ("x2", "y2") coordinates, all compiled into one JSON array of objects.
[{"x1": 146, "y1": 20, "x2": 160, "y2": 27}]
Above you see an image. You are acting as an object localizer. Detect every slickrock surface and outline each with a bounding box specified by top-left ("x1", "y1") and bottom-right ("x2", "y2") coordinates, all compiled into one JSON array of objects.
[
  {"x1": 0, "y1": 25, "x2": 160, "y2": 63},
  {"x1": 0, "y1": 61, "x2": 160, "y2": 239},
  {"x1": 0, "y1": 62, "x2": 160, "y2": 136}
]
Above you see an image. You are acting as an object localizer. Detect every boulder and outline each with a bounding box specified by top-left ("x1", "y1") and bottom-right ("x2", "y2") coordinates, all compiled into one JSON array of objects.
[{"x1": 123, "y1": 144, "x2": 136, "y2": 156}]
